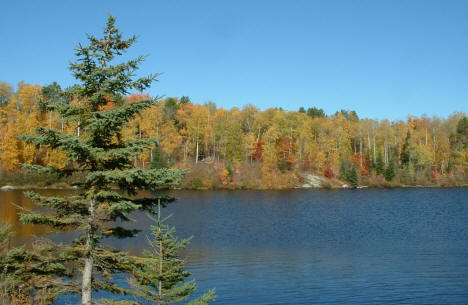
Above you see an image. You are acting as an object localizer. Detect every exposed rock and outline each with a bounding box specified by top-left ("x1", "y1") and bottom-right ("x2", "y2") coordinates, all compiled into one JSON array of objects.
[
  {"x1": 0, "y1": 185, "x2": 16, "y2": 190},
  {"x1": 300, "y1": 174, "x2": 322, "y2": 188}
]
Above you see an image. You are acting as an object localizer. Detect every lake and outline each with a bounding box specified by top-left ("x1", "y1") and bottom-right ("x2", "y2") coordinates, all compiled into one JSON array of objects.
[{"x1": 1, "y1": 188, "x2": 467, "y2": 304}]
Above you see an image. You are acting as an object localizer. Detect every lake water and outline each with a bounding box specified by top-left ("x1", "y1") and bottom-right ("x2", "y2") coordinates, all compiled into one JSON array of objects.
[{"x1": 1, "y1": 188, "x2": 467, "y2": 304}]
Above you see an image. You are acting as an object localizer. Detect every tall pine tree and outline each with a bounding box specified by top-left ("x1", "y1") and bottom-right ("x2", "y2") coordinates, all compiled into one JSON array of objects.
[{"x1": 17, "y1": 16, "x2": 185, "y2": 304}]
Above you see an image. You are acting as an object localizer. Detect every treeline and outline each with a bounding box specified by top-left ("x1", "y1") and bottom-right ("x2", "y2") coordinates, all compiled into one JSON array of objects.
[{"x1": 0, "y1": 80, "x2": 467, "y2": 188}]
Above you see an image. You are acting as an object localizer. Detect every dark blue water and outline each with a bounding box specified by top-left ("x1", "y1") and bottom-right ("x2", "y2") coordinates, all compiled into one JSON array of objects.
[
  {"x1": 162, "y1": 189, "x2": 468, "y2": 305},
  {"x1": 3, "y1": 188, "x2": 468, "y2": 304}
]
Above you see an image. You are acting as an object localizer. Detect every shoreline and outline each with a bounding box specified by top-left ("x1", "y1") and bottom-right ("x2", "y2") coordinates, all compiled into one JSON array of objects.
[{"x1": 1, "y1": 183, "x2": 467, "y2": 191}]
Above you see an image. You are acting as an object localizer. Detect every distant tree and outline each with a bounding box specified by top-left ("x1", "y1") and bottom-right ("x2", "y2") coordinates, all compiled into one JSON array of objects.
[
  {"x1": 180, "y1": 96, "x2": 191, "y2": 105},
  {"x1": 340, "y1": 161, "x2": 359, "y2": 187},
  {"x1": 324, "y1": 167, "x2": 334, "y2": 178},
  {"x1": 384, "y1": 161, "x2": 395, "y2": 181},
  {"x1": 204, "y1": 101, "x2": 217, "y2": 114},
  {"x1": 278, "y1": 159, "x2": 287, "y2": 173},
  {"x1": 376, "y1": 150, "x2": 385, "y2": 175},
  {"x1": 1, "y1": 121, "x2": 21, "y2": 171},
  {"x1": 456, "y1": 116, "x2": 468, "y2": 149},
  {"x1": 129, "y1": 201, "x2": 216, "y2": 305},
  {"x1": 40, "y1": 82, "x2": 67, "y2": 106},
  {"x1": 0, "y1": 81, "x2": 13, "y2": 105},
  {"x1": 151, "y1": 143, "x2": 168, "y2": 169},
  {"x1": 250, "y1": 141, "x2": 264, "y2": 161},
  {"x1": 306, "y1": 107, "x2": 325, "y2": 118},
  {"x1": 400, "y1": 130, "x2": 412, "y2": 165},
  {"x1": 335, "y1": 109, "x2": 358, "y2": 121},
  {"x1": 298, "y1": 107, "x2": 306, "y2": 113},
  {"x1": 348, "y1": 164, "x2": 359, "y2": 187},
  {"x1": 164, "y1": 97, "x2": 179, "y2": 120},
  {"x1": 38, "y1": 82, "x2": 67, "y2": 131}
]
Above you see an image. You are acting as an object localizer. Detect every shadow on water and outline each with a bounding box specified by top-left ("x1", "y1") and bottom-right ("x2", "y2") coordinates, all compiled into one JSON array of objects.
[{"x1": 1, "y1": 188, "x2": 467, "y2": 304}]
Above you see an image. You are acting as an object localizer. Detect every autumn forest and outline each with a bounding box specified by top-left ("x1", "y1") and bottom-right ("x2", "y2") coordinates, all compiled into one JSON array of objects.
[{"x1": 0, "y1": 81, "x2": 466, "y2": 189}]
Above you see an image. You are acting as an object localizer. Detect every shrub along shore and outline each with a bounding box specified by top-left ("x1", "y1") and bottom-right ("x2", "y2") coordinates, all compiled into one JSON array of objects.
[{"x1": 1, "y1": 162, "x2": 466, "y2": 190}]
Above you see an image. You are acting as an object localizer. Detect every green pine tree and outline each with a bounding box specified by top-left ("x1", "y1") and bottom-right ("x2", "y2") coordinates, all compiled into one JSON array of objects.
[
  {"x1": 400, "y1": 130, "x2": 412, "y2": 166},
  {"x1": 151, "y1": 144, "x2": 168, "y2": 169},
  {"x1": 384, "y1": 162, "x2": 395, "y2": 181},
  {"x1": 348, "y1": 164, "x2": 359, "y2": 188},
  {"x1": 340, "y1": 161, "x2": 359, "y2": 188},
  {"x1": 456, "y1": 116, "x2": 468, "y2": 149},
  {"x1": 17, "y1": 16, "x2": 185, "y2": 305},
  {"x1": 339, "y1": 161, "x2": 348, "y2": 181},
  {"x1": 375, "y1": 150, "x2": 385, "y2": 175},
  {"x1": 127, "y1": 200, "x2": 216, "y2": 305}
]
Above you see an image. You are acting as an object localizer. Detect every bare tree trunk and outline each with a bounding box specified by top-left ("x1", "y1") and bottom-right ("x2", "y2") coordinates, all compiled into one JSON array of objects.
[
  {"x1": 82, "y1": 199, "x2": 95, "y2": 305},
  {"x1": 213, "y1": 133, "x2": 216, "y2": 160},
  {"x1": 425, "y1": 128, "x2": 428, "y2": 146},
  {"x1": 367, "y1": 132, "x2": 371, "y2": 152},
  {"x1": 359, "y1": 138, "x2": 363, "y2": 167},
  {"x1": 195, "y1": 119, "x2": 199, "y2": 164},
  {"x1": 384, "y1": 141, "x2": 388, "y2": 164},
  {"x1": 158, "y1": 200, "x2": 163, "y2": 299},
  {"x1": 195, "y1": 140, "x2": 199, "y2": 164},
  {"x1": 373, "y1": 136, "x2": 376, "y2": 162}
]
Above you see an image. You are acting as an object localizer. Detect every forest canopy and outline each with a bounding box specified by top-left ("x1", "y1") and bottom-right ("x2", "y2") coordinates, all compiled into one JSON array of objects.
[{"x1": 0, "y1": 80, "x2": 466, "y2": 188}]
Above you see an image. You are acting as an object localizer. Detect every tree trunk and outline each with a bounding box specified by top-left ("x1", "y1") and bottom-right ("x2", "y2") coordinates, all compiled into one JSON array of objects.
[
  {"x1": 425, "y1": 128, "x2": 428, "y2": 146},
  {"x1": 359, "y1": 138, "x2": 363, "y2": 167},
  {"x1": 195, "y1": 139, "x2": 199, "y2": 164},
  {"x1": 82, "y1": 199, "x2": 95, "y2": 305},
  {"x1": 158, "y1": 200, "x2": 163, "y2": 300},
  {"x1": 373, "y1": 136, "x2": 376, "y2": 162},
  {"x1": 195, "y1": 119, "x2": 199, "y2": 164},
  {"x1": 384, "y1": 141, "x2": 388, "y2": 164},
  {"x1": 367, "y1": 132, "x2": 371, "y2": 151}
]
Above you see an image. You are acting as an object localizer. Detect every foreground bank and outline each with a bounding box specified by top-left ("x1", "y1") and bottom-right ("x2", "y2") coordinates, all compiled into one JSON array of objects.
[{"x1": 1, "y1": 168, "x2": 466, "y2": 190}]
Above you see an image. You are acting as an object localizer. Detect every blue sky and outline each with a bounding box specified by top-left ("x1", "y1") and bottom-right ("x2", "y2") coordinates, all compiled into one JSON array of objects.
[{"x1": 1, "y1": 0, "x2": 467, "y2": 120}]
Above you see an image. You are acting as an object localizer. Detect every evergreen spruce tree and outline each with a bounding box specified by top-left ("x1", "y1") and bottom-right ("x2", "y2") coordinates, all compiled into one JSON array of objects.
[
  {"x1": 384, "y1": 162, "x2": 395, "y2": 182},
  {"x1": 151, "y1": 144, "x2": 168, "y2": 169},
  {"x1": 340, "y1": 161, "x2": 359, "y2": 188},
  {"x1": 400, "y1": 130, "x2": 412, "y2": 166},
  {"x1": 375, "y1": 150, "x2": 385, "y2": 175},
  {"x1": 456, "y1": 116, "x2": 468, "y2": 149},
  {"x1": 348, "y1": 164, "x2": 359, "y2": 188},
  {"x1": 17, "y1": 16, "x2": 185, "y2": 304},
  {"x1": 339, "y1": 161, "x2": 348, "y2": 181},
  {"x1": 127, "y1": 200, "x2": 215, "y2": 305}
]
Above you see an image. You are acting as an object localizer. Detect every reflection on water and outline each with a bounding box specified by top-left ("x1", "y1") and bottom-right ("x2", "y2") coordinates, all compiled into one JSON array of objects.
[
  {"x1": 1, "y1": 188, "x2": 468, "y2": 304},
  {"x1": 0, "y1": 189, "x2": 59, "y2": 240}
]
